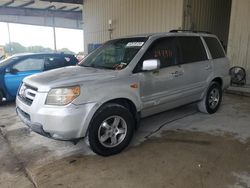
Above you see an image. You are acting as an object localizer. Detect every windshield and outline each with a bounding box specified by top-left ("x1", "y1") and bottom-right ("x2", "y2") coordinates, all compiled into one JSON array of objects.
[
  {"x1": 79, "y1": 37, "x2": 148, "y2": 70},
  {"x1": 0, "y1": 56, "x2": 20, "y2": 67}
]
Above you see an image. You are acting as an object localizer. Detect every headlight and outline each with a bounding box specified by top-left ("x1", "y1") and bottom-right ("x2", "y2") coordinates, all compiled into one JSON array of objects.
[{"x1": 46, "y1": 86, "x2": 80, "y2": 105}]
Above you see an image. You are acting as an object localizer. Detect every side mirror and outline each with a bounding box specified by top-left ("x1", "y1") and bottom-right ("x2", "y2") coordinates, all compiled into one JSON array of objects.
[
  {"x1": 5, "y1": 67, "x2": 18, "y2": 74},
  {"x1": 5, "y1": 68, "x2": 11, "y2": 73},
  {"x1": 142, "y1": 59, "x2": 160, "y2": 71}
]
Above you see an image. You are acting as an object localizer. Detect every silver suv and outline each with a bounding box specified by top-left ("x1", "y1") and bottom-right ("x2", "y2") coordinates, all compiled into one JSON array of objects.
[{"x1": 16, "y1": 30, "x2": 230, "y2": 156}]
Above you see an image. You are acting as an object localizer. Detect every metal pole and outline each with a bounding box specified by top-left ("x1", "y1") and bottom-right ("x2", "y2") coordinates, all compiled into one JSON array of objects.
[
  {"x1": 6, "y1": 23, "x2": 12, "y2": 55},
  {"x1": 52, "y1": 5, "x2": 57, "y2": 52}
]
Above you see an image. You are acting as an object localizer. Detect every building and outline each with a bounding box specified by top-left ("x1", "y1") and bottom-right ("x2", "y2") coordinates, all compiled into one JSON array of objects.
[{"x1": 83, "y1": 0, "x2": 250, "y2": 84}]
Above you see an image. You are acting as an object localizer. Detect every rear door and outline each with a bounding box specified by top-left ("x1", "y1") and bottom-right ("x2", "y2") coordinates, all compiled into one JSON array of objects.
[
  {"x1": 203, "y1": 37, "x2": 229, "y2": 88},
  {"x1": 4, "y1": 56, "x2": 44, "y2": 97},
  {"x1": 176, "y1": 36, "x2": 212, "y2": 100}
]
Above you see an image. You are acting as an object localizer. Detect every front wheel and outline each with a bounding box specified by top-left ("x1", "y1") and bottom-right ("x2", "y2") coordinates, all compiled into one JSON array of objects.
[
  {"x1": 0, "y1": 91, "x2": 3, "y2": 104},
  {"x1": 88, "y1": 103, "x2": 135, "y2": 156},
  {"x1": 197, "y1": 81, "x2": 222, "y2": 114}
]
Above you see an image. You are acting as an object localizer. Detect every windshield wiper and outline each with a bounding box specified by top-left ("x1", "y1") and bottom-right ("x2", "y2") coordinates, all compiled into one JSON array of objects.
[
  {"x1": 80, "y1": 64, "x2": 114, "y2": 70},
  {"x1": 79, "y1": 64, "x2": 92, "y2": 68}
]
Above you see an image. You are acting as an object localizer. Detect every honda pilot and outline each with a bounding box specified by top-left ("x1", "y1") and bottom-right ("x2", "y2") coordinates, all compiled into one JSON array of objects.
[{"x1": 16, "y1": 30, "x2": 230, "y2": 156}]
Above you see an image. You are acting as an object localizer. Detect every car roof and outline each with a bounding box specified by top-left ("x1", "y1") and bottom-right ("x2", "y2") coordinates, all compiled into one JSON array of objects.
[
  {"x1": 123, "y1": 30, "x2": 217, "y2": 39},
  {"x1": 12, "y1": 52, "x2": 75, "y2": 58}
]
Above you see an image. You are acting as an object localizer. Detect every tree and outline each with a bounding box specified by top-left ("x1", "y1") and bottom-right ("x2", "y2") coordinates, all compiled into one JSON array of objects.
[
  {"x1": 4, "y1": 42, "x2": 27, "y2": 54},
  {"x1": 27, "y1": 46, "x2": 53, "y2": 53},
  {"x1": 3, "y1": 42, "x2": 75, "y2": 55},
  {"x1": 57, "y1": 48, "x2": 75, "y2": 54}
]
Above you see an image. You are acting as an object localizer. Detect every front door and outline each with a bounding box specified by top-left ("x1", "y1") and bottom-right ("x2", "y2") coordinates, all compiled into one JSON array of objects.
[
  {"x1": 136, "y1": 37, "x2": 186, "y2": 117},
  {"x1": 4, "y1": 57, "x2": 44, "y2": 97}
]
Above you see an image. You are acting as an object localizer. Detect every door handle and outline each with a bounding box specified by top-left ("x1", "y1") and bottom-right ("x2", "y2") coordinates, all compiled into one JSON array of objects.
[{"x1": 171, "y1": 71, "x2": 183, "y2": 77}]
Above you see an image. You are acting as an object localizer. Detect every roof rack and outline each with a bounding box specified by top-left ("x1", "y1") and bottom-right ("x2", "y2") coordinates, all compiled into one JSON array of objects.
[{"x1": 169, "y1": 29, "x2": 212, "y2": 34}]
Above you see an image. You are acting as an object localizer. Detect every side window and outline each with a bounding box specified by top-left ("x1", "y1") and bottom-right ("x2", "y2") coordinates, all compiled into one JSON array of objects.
[
  {"x1": 13, "y1": 57, "x2": 44, "y2": 72},
  {"x1": 204, "y1": 37, "x2": 225, "y2": 59},
  {"x1": 140, "y1": 37, "x2": 177, "y2": 69},
  {"x1": 65, "y1": 56, "x2": 78, "y2": 65},
  {"x1": 177, "y1": 36, "x2": 208, "y2": 64},
  {"x1": 44, "y1": 56, "x2": 69, "y2": 70}
]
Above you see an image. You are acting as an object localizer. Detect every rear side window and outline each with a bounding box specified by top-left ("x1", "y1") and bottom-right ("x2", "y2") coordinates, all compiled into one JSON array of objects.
[
  {"x1": 204, "y1": 37, "x2": 225, "y2": 59},
  {"x1": 44, "y1": 56, "x2": 73, "y2": 70},
  {"x1": 177, "y1": 37, "x2": 208, "y2": 64},
  {"x1": 67, "y1": 56, "x2": 78, "y2": 65},
  {"x1": 44, "y1": 56, "x2": 64, "y2": 70}
]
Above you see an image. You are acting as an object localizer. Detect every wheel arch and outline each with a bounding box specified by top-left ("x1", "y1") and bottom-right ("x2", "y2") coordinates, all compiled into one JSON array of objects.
[
  {"x1": 96, "y1": 98, "x2": 140, "y2": 129},
  {"x1": 212, "y1": 77, "x2": 223, "y2": 87},
  {"x1": 82, "y1": 97, "x2": 140, "y2": 137}
]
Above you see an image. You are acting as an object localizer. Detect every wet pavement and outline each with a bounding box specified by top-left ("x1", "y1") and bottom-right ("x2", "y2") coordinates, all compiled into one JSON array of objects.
[{"x1": 0, "y1": 94, "x2": 250, "y2": 188}]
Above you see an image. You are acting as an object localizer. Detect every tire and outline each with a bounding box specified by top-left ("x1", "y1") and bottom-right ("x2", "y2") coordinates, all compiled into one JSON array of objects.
[
  {"x1": 0, "y1": 91, "x2": 3, "y2": 104},
  {"x1": 88, "y1": 103, "x2": 135, "y2": 156},
  {"x1": 197, "y1": 81, "x2": 222, "y2": 114}
]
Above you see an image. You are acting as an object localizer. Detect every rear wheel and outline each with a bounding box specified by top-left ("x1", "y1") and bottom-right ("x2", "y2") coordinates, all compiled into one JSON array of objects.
[
  {"x1": 88, "y1": 103, "x2": 134, "y2": 156},
  {"x1": 197, "y1": 81, "x2": 222, "y2": 114}
]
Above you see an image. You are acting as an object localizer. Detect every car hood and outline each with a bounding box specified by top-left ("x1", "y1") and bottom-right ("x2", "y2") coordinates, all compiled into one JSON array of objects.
[{"x1": 23, "y1": 66, "x2": 118, "y2": 92}]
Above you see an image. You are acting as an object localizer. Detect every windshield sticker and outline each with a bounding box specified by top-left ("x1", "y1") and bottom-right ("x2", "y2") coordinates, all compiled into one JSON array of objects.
[{"x1": 126, "y1": 42, "x2": 144, "y2": 47}]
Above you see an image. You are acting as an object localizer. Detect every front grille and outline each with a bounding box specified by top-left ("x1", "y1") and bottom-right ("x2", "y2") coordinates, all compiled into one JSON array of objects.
[{"x1": 18, "y1": 83, "x2": 38, "y2": 106}]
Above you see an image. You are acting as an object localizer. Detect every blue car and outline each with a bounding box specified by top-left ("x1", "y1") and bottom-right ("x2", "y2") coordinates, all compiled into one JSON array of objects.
[{"x1": 0, "y1": 53, "x2": 78, "y2": 103}]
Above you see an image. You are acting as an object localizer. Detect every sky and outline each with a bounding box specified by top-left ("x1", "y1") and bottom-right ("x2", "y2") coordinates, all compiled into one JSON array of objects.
[{"x1": 0, "y1": 22, "x2": 84, "y2": 53}]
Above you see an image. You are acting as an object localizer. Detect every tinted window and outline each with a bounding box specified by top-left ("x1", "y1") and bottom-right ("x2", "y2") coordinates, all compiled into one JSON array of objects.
[
  {"x1": 13, "y1": 57, "x2": 44, "y2": 72},
  {"x1": 204, "y1": 37, "x2": 225, "y2": 59},
  {"x1": 44, "y1": 56, "x2": 73, "y2": 70},
  {"x1": 140, "y1": 37, "x2": 177, "y2": 69},
  {"x1": 177, "y1": 37, "x2": 208, "y2": 64},
  {"x1": 66, "y1": 55, "x2": 78, "y2": 65}
]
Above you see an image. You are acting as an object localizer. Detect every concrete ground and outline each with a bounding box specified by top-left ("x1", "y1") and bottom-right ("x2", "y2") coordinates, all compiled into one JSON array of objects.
[{"x1": 0, "y1": 93, "x2": 250, "y2": 188}]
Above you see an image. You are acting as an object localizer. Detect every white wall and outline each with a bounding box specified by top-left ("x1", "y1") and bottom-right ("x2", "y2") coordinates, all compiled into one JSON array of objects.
[
  {"x1": 183, "y1": 0, "x2": 232, "y2": 46},
  {"x1": 228, "y1": 0, "x2": 250, "y2": 84},
  {"x1": 83, "y1": 0, "x2": 184, "y2": 53}
]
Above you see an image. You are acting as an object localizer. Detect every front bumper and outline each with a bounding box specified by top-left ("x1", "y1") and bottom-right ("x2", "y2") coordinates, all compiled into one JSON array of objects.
[
  {"x1": 16, "y1": 93, "x2": 97, "y2": 140},
  {"x1": 17, "y1": 107, "x2": 52, "y2": 138}
]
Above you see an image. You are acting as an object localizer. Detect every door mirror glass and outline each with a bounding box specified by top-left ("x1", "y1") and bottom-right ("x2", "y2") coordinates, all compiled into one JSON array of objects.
[{"x1": 142, "y1": 59, "x2": 160, "y2": 71}]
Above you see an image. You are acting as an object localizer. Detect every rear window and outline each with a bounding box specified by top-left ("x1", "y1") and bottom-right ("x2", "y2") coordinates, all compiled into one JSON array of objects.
[
  {"x1": 177, "y1": 36, "x2": 208, "y2": 64},
  {"x1": 204, "y1": 37, "x2": 225, "y2": 59}
]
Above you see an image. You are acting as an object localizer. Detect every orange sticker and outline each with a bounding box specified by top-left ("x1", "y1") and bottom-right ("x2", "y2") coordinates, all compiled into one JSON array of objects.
[{"x1": 130, "y1": 84, "x2": 139, "y2": 89}]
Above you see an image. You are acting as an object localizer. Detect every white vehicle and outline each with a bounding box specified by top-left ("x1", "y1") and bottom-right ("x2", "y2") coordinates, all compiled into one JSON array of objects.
[{"x1": 16, "y1": 30, "x2": 230, "y2": 156}]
